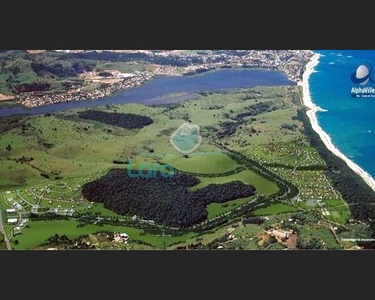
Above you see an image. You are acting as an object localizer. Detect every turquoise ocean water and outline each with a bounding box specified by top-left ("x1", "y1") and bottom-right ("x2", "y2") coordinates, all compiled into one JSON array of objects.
[{"x1": 309, "y1": 50, "x2": 375, "y2": 178}]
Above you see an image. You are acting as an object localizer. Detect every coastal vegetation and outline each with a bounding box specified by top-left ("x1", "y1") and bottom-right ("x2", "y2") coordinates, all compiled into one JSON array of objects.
[{"x1": 298, "y1": 108, "x2": 375, "y2": 244}]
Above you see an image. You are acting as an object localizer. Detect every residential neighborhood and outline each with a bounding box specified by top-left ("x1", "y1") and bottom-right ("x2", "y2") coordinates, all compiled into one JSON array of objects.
[
  {"x1": 18, "y1": 71, "x2": 153, "y2": 108},
  {"x1": 15, "y1": 50, "x2": 313, "y2": 108}
]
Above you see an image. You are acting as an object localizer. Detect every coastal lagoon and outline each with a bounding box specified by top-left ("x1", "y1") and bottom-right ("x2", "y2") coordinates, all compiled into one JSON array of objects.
[{"x1": 0, "y1": 68, "x2": 294, "y2": 117}]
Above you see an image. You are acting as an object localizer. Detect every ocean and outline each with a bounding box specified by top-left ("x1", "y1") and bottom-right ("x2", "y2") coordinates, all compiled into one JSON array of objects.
[{"x1": 309, "y1": 50, "x2": 375, "y2": 178}]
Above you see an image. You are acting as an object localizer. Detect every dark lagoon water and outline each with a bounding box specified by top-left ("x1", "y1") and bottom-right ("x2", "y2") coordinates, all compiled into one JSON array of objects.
[{"x1": 0, "y1": 68, "x2": 294, "y2": 117}]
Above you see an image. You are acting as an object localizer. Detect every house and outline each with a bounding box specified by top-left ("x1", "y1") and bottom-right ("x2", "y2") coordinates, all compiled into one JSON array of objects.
[
  {"x1": 6, "y1": 208, "x2": 16, "y2": 214},
  {"x1": 268, "y1": 229, "x2": 294, "y2": 241},
  {"x1": 7, "y1": 218, "x2": 18, "y2": 225}
]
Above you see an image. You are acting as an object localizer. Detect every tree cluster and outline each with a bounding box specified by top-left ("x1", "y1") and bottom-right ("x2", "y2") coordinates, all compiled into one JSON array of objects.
[
  {"x1": 78, "y1": 110, "x2": 153, "y2": 129},
  {"x1": 31, "y1": 61, "x2": 93, "y2": 78},
  {"x1": 14, "y1": 82, "x2": 51, "y2": 93},
  {"x1": 81, "y1": 169, "x2": 256, "y2": 227}
]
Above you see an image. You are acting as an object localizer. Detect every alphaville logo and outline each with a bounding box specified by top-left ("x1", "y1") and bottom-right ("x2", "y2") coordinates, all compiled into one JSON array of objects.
[
  {"x1": 351, "y1": 63, "x2": 374, "y2": 85},
  {"x1": 350, "y1": 62, "x2": 375, "y2": 98}
]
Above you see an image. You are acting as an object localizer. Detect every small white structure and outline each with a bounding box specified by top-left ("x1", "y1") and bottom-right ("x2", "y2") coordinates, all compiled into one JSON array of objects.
[
  {"x1": 114, "y1": 232, "x2": 129, "y2": 243},
  {"x1": 7, "y1": 218, "x2": 18, "y2": 225},
  {"x1": 112, "y1": 72, "x2": 135, "y2": 78},
  {"x1": 132, "y1": 215, "x2": 137, "y2": 221},
  {"x1": 6, "y1": 208, "x2": 16, "y2": 214},
  {"x1": 31, "y1": 205, "x2": 38, "y2": 214},
  {"x1": 119, "y1": 233, "x2": 129, "y2": 240}
]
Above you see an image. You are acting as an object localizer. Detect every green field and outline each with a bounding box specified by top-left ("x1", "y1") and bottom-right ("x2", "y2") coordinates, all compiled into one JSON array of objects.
[
  {"x1": 190, "y1": 169, "x2": 279, "y2": 195},
  {"x1": 0, "y1": 85, "x2": 358, "y2": 250},
  {"x1": 207, "y1": 196, "x2": 255, "y2": 219},
  {"x1": 96, "y1": 62, "x2": 147, "y2": 73},
  {"x1": 12, "y1": 220, "x2": 196, "y2": 250},
  {"x1": 253, "y1": 203, "x2": 300, "y2": 216},
  {"x1": 0, "y1": 88, "x2": 302, "y2": 189},
  {"x1": 324, "y1": 199, "x2": 351, "y2": 225},
  {"x1": 164, "y1": 152, "x2": 240, "y2": 174},
  {"x1": 297, "y1": 199, "x2": 351, "y2": 225},
  {"x1": 89, "y1": 203, "x2": 125, "y2": 218}
]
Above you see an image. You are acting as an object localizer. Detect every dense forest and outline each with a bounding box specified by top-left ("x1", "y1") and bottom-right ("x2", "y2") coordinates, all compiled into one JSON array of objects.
[
  {"x1": 78, "y1": 110, "x2": 153, "y2": 129},
  {"x1": 298, "y1": 109, "x2": 375, "y2": 243},
  {"x1": 31, "y1": 61, "x2": 93, "y2": 78},
  {"x1": 81, "y1": 169, "x2": 256, "y2": 227},
  {"x1": 14, "y1": 82, "x2": 51, "y2": 93}
]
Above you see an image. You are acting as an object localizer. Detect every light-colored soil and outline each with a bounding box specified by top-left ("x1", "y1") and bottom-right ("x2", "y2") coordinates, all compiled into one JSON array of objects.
[
  {"x1": 26, "y1": 50, "x2": 46, "y2": 54},
  {"x1": 0, "y1": 93, "x2": 14, "y2": 101}
]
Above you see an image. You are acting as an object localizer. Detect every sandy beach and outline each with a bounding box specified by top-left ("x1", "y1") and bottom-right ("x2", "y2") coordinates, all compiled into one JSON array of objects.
[{"x1": 301, "y1": 53, "x2": 375, "y2": 192}]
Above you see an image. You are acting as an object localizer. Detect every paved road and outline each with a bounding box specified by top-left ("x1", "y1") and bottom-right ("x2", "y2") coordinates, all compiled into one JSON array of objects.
[{"x1": 0, "y1": 193, "x2": 12, "y2": 250}]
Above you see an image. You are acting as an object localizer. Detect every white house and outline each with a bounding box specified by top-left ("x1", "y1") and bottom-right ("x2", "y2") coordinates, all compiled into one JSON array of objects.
[
  {"x1": 6, "y1": 208, "x2": 16, "y2": 214},
  {"x1": 7, "y1": 218, "x2": 18, "y2": 225}
]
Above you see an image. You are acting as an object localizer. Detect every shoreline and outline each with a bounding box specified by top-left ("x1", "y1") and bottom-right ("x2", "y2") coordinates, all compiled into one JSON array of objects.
[
  {"x1": 301, "y1": 53, "x2": 375, "y2": 192},
  {"x1": 0, "y1": 68, "x2": 294, "y2": 118},
  {"x1": 9, "y1": 66, "x2": 297, "y2": 110}
]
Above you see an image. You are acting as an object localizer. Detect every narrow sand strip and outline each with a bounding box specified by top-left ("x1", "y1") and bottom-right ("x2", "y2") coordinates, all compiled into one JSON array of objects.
[{"x1": 301, "y1": 53, "x2": 375, "y2": 193}]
